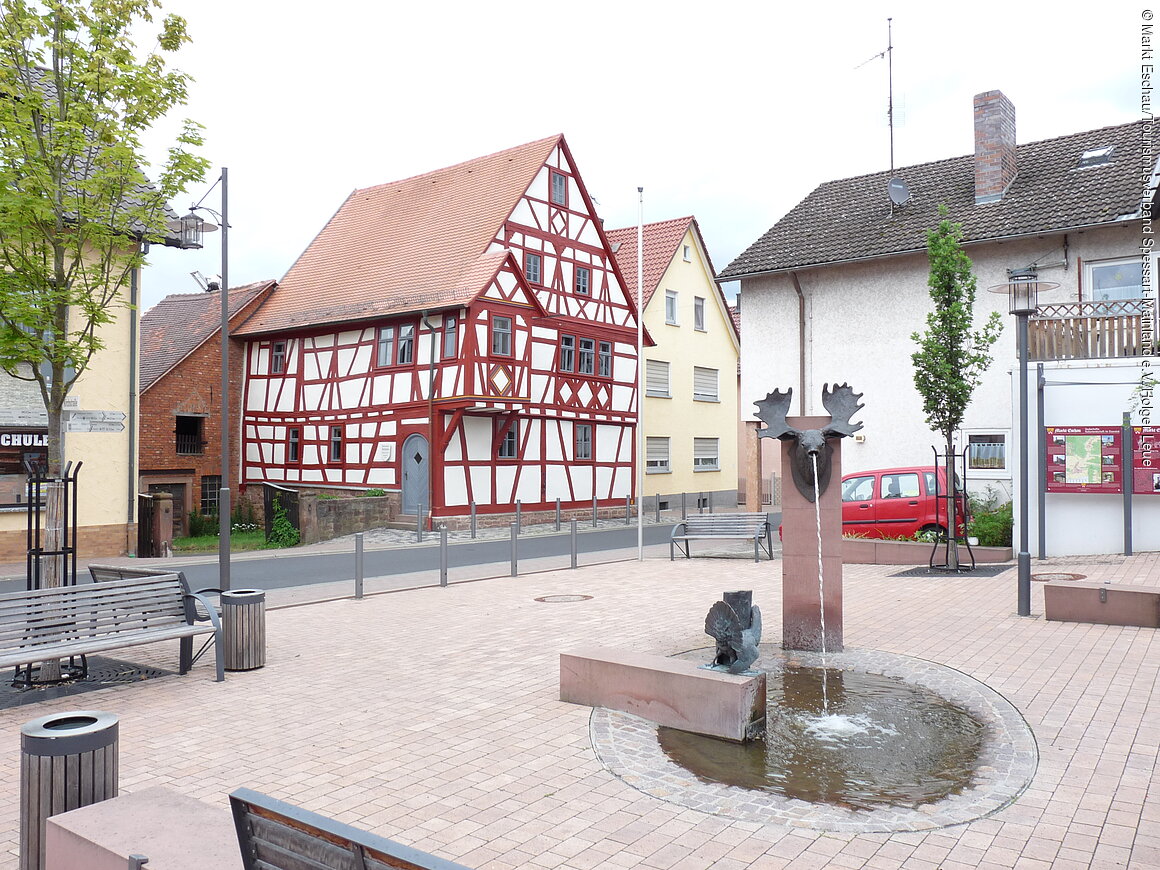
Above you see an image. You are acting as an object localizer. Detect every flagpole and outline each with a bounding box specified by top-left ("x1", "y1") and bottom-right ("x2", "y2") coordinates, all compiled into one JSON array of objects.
[{"x1": 636, "y1": 187, "x2": 644, "y2": 561}]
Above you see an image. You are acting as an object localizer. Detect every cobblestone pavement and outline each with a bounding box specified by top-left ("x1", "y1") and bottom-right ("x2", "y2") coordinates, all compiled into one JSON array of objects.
[{"x1": 0, "y1": 552, "x2": 1157, "y2": 868}]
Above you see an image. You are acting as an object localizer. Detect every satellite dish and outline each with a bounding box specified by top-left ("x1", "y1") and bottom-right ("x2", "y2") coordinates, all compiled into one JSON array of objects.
[{"x1": 887, "y1": 177, "x2": 911, "y2": 206}]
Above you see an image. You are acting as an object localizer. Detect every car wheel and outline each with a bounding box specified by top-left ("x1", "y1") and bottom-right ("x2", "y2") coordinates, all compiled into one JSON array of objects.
[{"x1": 919, "y1": 524, "x2": 946, "y2": 539}]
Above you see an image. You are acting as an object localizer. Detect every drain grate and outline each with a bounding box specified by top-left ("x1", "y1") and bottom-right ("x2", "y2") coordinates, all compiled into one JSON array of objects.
[
  {"x1": 1, "y1": 656, "x2": 175, "y2": 710},
  {"x1": 83, "y1": 659, "x2": 172, "y2": 684},
  {"x1": 892, "y1": 564, "x2": 1013, "y2": 578},
  {"x1": 1032, "y1": 572, "x2": 1086, "y2": 582},
  {"x1": 534, "y1": 594, "x2": 593, "y2": 603}
]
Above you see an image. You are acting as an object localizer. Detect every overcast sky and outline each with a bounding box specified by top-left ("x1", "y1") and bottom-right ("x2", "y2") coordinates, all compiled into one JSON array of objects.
[{"x1": 139, "y1": 0, "x2": 1144, "y2": 313}]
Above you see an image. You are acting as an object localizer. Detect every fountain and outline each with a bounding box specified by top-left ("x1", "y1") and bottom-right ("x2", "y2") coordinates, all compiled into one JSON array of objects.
[{"x1": 579, "y1": 383, "x2": 1037, "y2": 830}]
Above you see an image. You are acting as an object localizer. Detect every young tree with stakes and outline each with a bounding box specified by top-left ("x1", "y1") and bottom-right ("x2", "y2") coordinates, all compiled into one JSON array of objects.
[
  {"x1": 0, "y1": 0, "x2": 207, "y2": 677},
  {"x1": 911, "y1": 209, "x2": 1002, "y2": 569}
]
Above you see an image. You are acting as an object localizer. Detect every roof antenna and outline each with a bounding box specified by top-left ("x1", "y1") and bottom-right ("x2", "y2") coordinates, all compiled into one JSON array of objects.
[{"x1": 887, "y1": 17, "x2": 894, "y2": 174}]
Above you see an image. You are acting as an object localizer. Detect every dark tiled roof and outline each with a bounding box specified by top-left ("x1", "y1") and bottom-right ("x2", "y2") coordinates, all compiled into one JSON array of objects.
[
  {"x1": 721, "y1": 120, "x2": 1154, "y2": 278},
  {"x1": 235, "y1": 136, "x2": 564, "y2": 336},
  {"x1": 140, "y1": 280, "x2": 276, "y2": 390}
]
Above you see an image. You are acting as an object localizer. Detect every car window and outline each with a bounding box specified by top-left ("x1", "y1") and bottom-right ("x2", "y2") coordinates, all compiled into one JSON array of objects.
[
  {"x1": 924, "y1": 472, "x2": 938, "y2": 495},
  {"x1": 880, "y1": 473, "x2": 920, "y2": 499},
  {"x1": 842, "y1": 476, "x2": 875, "y2": 502}
]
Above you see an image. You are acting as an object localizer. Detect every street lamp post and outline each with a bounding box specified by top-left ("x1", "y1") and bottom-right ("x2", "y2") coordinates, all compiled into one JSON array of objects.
[
  {"x1": 990, "y1": 268, "x2": 1057, "y2": 616},
  {"x1": 170, "y1": 168, "x2": 230, "y2": 591}
]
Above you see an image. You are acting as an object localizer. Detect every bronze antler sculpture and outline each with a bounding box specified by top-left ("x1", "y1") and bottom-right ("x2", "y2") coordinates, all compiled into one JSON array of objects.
[{"x1": 755, "y1": 384, "x2": 864, "y2": 502}]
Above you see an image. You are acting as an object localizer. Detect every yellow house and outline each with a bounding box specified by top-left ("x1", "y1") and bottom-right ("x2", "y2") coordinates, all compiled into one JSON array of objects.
[
  {"x1": 0, "y1": 265, "x2": 144, "y2": 562},
  {"x1": 607, "y1": 217, "x2": 740, "y2": 510}
]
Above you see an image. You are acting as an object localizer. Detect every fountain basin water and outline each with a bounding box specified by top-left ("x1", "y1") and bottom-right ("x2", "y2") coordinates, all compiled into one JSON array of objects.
[{"x1": 590, "y1": 647, "x2": 1037, "y2": 833}]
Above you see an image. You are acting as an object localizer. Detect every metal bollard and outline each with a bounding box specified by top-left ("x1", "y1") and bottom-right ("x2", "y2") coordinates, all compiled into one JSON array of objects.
[
  {"x1": 682, "y1": 491, "x2": 687, "y2": 520},
  {"x1": 592, "y1": 495, "x2": 598, "y2": 528},
  {"x1": 354, "y1": 533, "x2": 364, "y2": 599},
  {"x1": 440, "y1": 528, "x2": 448, "y2": 587},
  {"x1": 416, "y1": 501, "x2": 424, "y2": 543},
  {"x1": 470, "y1": 501, "x2": 477, "y2": 539},
  {"x1": 555, "y1": 498, "x2": 561, "y2": 531},
  {"x1": 570, "y1": 519, "x2": 578, "y2": 569},
  {"x1": 21, "y1": 711, "x2": 119, "y2": 870},
  {"x1": 515, "y1": 500, "x2": 522, "y2": 534},
  {"x1": 510, "y1": 522, "x2": 518, "y2": 577},
  {"x1": 655, "y1": 494, "x2": 660, "y2": 523},
  {"x1": 625, "y1": 495, "x2": 631, "y2": 524}
]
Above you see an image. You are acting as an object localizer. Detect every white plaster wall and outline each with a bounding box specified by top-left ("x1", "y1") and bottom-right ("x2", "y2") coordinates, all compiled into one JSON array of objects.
[{"x1": 740, "y1": 224, "x2": 1141, "y2": 484}]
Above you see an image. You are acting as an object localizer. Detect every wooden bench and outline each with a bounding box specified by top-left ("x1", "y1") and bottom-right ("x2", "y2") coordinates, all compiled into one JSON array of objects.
[
  {"x1": 0, "y1": 573, "x2": 224, "y2": 686},
  {"x1": 230, "y1": 787, "x2": 472, "y2": 870},
  {"x1": 670, "y1": 512, "x2": 773, "y2": 562}
]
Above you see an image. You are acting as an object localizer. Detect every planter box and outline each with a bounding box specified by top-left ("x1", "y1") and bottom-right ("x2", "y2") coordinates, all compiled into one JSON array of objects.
[{"x1": 842, "y1": 537, "x2": 1013, "y2": 566}]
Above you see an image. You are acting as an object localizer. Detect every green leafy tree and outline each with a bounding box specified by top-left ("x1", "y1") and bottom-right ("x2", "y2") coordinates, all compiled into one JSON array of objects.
[
  {"x1": 0, "y1": 0, "x2": 206, "y2": 675},
  {"x1": 911, "y1": 209, "x2": 1003, "y2": 568}
]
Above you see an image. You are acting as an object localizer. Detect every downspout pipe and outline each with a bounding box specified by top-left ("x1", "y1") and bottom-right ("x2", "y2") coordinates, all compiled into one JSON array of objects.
[
  {"x1": 128, "y1": 253, "x2": 140, "y2": 536},
  {"x1": 423, "y1": 310, "x2": 438, "y2": 529},
  {"x1": 790, "y1": 271, "x2": 807, "y2": 414}
]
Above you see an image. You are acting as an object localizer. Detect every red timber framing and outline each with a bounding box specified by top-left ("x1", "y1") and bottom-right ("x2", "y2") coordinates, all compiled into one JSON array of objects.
[{"x1": 239, "y1": 136, "x2": 642, "y2": 519}]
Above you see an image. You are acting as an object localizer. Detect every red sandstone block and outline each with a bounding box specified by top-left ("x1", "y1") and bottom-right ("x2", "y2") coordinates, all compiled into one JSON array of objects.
[{"x1": 1044, "y1": 581, "x2": 1160, "y2": 628}]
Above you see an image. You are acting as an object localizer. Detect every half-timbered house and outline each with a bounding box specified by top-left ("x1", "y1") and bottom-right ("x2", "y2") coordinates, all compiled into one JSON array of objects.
[{"x1": 233, "y1": 135, "x2": 640, "y2": 523}]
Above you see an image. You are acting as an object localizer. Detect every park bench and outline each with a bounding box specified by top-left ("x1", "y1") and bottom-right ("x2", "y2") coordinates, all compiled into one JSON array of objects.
[
  {"x1": 0, "y1": 572, "x2": 224, "y2": 687},
  {"x1": 230, "y1": 787, "x2": 472, "y2": 870},
  {"x1": 670, "y1": 512, "x2": 774, "y2": 562}
]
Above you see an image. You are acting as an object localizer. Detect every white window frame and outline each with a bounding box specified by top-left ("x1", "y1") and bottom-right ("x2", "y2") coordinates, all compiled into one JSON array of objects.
[
  {"x1": 574, "y1": 266, "x2": 590, "y2": 296},
  {"x1": 271, "y1": 341, "x2": 287, "y2": 374},
  {"x1": 646, "y1": 437, "x2": 670, "y2": 474},
  {"x1": 683, "y1": 244, "x2": 691, "y2": 262},
  {"x1": 645, "y1": 359, "x2": 670, "y2": 397},
  {"x1": 442, "y1": 315, "x2": 458, "y2": 359},
  {"x1": 1085, "y1": 257, "x2": 1144, "y2": 303},
  {"x1": 693, "y1": 366, "x2": 719, "y2": 402},
  {"x1": 575, "y1": 423, "x2": 593, "y2": 460},
  {"x1": 525, "y1": 252, "x2": 542, "y2": 284},
  {"x1": 491, "y1": 316, "x2": 513, "y2": 357},
  {"x1": 693, "y1": 437, "x2": 719, "y2": 472},
  {"x1": 665, "y1": 290, "x2": 678, "y2": 325},
  {"x1": 694, "y1": 297, "x2": 706, "y2": 332},
  {"x1": 550, "y1": 171, "x2": 567, "y2": 206},
  {"x1": 965, "y1": 431, "x2": 1009, "y2": 474}
]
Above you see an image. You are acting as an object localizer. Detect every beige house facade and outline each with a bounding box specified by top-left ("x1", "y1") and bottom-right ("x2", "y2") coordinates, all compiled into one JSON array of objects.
[{"x1": 608, "y1": 217, "x2": 740, "y2": 510}]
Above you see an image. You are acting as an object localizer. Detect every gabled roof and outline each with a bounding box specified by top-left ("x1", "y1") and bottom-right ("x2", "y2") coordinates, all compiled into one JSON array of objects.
[
  {"x1": 721, "y1": 120, "x2": 1155, "y2": 278},
  {"x1": 235, "y1": 136, "x2": 564, "y2": 336},
  {"x1": 606, "y1": 216, "x2": 737, "y2": 344},
  {"x1": 141, "y1": 280, "x2": 276, "y2": 391}
]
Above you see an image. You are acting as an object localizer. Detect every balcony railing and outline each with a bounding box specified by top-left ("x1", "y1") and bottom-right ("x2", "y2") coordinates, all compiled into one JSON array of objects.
[{"x1": 1028, "y1": 299, "x2": 1151, "y2": 361}]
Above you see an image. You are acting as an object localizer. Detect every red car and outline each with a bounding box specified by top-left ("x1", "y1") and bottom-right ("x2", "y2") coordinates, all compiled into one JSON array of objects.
[{"x1": 840, "y1": 466, "x2": 969, "y2": 539}]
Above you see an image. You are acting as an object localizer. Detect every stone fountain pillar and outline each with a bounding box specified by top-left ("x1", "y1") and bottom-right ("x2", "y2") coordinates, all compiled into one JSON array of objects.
[{"x1": 780, "y1": 415, "x2": 844, "y2": 653}]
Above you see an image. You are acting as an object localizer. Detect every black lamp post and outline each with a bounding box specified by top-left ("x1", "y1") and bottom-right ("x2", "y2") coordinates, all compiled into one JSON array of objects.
[
  {"x1": 169, "y1": 168, "x2": 230, "y2": 591},
  {"x1": 990, "y1": 267, "x2": 1057, "y2": 616}
]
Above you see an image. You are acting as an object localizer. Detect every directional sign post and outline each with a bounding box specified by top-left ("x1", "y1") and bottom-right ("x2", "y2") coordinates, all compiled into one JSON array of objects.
[{"x1": 64, "y1": 410, "x2": 126, "y2": 433}]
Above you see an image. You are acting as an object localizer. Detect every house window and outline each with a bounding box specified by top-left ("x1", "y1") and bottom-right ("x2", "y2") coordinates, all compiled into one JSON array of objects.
[
  {"x1": 693, "y1": 437, "x2": 719, "y2": 471},
  {"x1": 968, "y1": 434, "x2": 1007, "y2": 470},
  {"x1": 443, "y1": 315, "x2": 458, "y2": 359},
  {"x1": 559, "y1": 334, "x2": 575, "y2": 372},
  {"x1": 287, "y1": 428, "x2": 301, "y2": 464},
  {"x1": 693, "y1": 366, "x2": 719, "y2": 401},
  {"x1": 645, "y1": 359, "x2": 670, "y2": 397},
  {"x1": 525, "y1": 252, "x2": 542, "y2": 284},
  {"x1": 492, "y1": 316, "x2": 513, "y2": 356},
  {"x1": 175, "y1": 415, "x2": 204, "y2": 455},
  {"x1": 683, "y1": 244, "x2": 691, "y2": 262},
  {"x1": 551, "y1": 171, "x2": 567, "y2": 206},
  {"x1": 397, "y1": 323, "x2": 415, "y2": 365},
  {"x1": 200, "y1": 475, "x2": 222, "y2": 514},
  {"x1": 578, "y1": 337, "x2": 595, "y2": 375},
  {"x1": 598, "y1": 341, "x2": 612, "y2": 378},
  {"x1": 665, "y1": 290, "x2": 678, "y2": 325},
  {"x1": 575, "y1": 266, "x2": 590, "y2": 296},
  {"x1": 646, "y1": 437, "x2": 670, "y2": 474},
  {"x1": 1086, "y1": 258, "x2": 1144, "y2": 302},
  {"x1": 376, "y1": 327, "x2": 395, "y2": 367},
  {"x1": 497, "y1": 421, "x2": 519, "y2": 459},
  {"x1": 694, "y1": 297, "x2": 706, "y2": 332},
  {"x1": 575, "y1": 423, "x2": 593, "y2": 460},
  {"x1": 271, "y1": 341, "x2": 287, "y2": 374},
  {"x1": 329, "y1": 427, "x2": 343, "y2": 464}
]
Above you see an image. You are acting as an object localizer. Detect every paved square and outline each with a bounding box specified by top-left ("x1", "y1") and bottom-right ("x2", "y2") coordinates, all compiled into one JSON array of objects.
[{"x1": 1, "y1": 551, "x2": 1157, "y2": 868}]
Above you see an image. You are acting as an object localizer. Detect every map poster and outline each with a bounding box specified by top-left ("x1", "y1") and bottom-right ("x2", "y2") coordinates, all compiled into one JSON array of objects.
[
  {"x1": 1045, "y1": 426, "x2": 1122, "y2": 494},
  {"x1": 1132, "y1": 427, "x2": 1160, "y2": 494}
]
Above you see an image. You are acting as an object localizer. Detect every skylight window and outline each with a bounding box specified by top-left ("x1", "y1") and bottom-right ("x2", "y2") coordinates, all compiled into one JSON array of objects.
[{"x1": 1076, "y1": 146, "x2": 1115, "y2": 169}]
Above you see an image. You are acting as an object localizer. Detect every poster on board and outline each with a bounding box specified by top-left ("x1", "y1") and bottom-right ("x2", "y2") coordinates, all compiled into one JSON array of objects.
[
  {"x1": 1132, "y1": 427, "x2": 1160, "y2": 494},
  {"x1": 1045, "y1": 426, "x2": 1122, "y2": 493}
]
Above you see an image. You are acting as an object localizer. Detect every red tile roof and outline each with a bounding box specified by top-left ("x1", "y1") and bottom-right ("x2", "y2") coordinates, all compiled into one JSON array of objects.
[
  {"x1": 604, "y1": 217, "x2": 693, "y2": 308},
  {"x1": 141, "y1": 280, "x2": 276, "y2": 390},
  {"x1": 235, "y1": 136, "x2": 564, "y2": 336}
]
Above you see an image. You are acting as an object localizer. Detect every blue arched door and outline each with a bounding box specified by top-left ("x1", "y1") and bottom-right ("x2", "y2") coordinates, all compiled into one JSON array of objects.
[{"x1": 402, "y1": 433, "x2": 429, "y2": 515}]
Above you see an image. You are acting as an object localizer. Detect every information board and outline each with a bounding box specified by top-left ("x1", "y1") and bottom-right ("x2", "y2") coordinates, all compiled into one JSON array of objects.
[
  {"x1": 1132, "y1": 427, "x2": 1160, "y2": 494},
  {"x1": 1045, "y1": 426, "x2": 1122, "y2": 493}
]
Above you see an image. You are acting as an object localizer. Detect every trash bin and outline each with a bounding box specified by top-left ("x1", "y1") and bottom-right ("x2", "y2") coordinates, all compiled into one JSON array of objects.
[
  {"x1": 20, "y1": 710, "x2": 118, "y2": 870},
  {"x1": 222, "y1": 588, "x2": 266, "y2": 671}
]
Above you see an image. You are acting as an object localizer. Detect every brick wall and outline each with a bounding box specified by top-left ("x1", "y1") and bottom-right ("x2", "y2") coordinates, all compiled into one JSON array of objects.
[{"x1": 0, "y1": 522, "x2": 134, "y2": 563}]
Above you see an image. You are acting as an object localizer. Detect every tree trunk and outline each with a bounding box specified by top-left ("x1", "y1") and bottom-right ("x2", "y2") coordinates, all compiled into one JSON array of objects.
[
  {"x1": 36, "y1": 403, "x2": 66, "y2": 682},
  {"x1": 946, "y1": 435, "x2": 959, "y2": 570}
]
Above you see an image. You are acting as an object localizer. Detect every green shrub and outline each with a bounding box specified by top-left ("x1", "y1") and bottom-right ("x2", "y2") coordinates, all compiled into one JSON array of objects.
[
  {"x1": 363, "y1": 488, "x2": 387, "y2": 497},
  {"x1": 188, "y1": 509, "x2": 218, "y2": 538},
  {"x1": 969, "y1": 501, "x2": 1012, "y2": 547},
  {"x1": 265, "y1": 498, "x2": 300, "y2": 548}
]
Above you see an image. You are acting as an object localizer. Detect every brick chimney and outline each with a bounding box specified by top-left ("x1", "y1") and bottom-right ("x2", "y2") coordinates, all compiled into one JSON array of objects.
[{"x1": 973, "y1": 90, "x2": 1017, "y2": 204}]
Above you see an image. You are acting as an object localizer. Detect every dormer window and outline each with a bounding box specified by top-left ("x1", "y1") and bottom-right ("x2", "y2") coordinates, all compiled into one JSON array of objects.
[{"x1": 1076, "y1": 146, "x2": 1115, "y2": 169}]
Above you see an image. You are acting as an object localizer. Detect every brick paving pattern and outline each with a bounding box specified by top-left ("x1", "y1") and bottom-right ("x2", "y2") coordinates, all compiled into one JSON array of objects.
[{"x1": 0, "y1": 551, "x2": 1157, "y2": 868}]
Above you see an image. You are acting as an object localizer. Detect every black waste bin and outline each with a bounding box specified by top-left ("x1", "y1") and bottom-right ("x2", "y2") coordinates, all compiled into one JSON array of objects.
[
  {"x1": 222, "y1": 588, "x2": 266, "y2": 670},
  {"x1": 20, "y1": 710, "x2": 118, "y2": 870}
]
